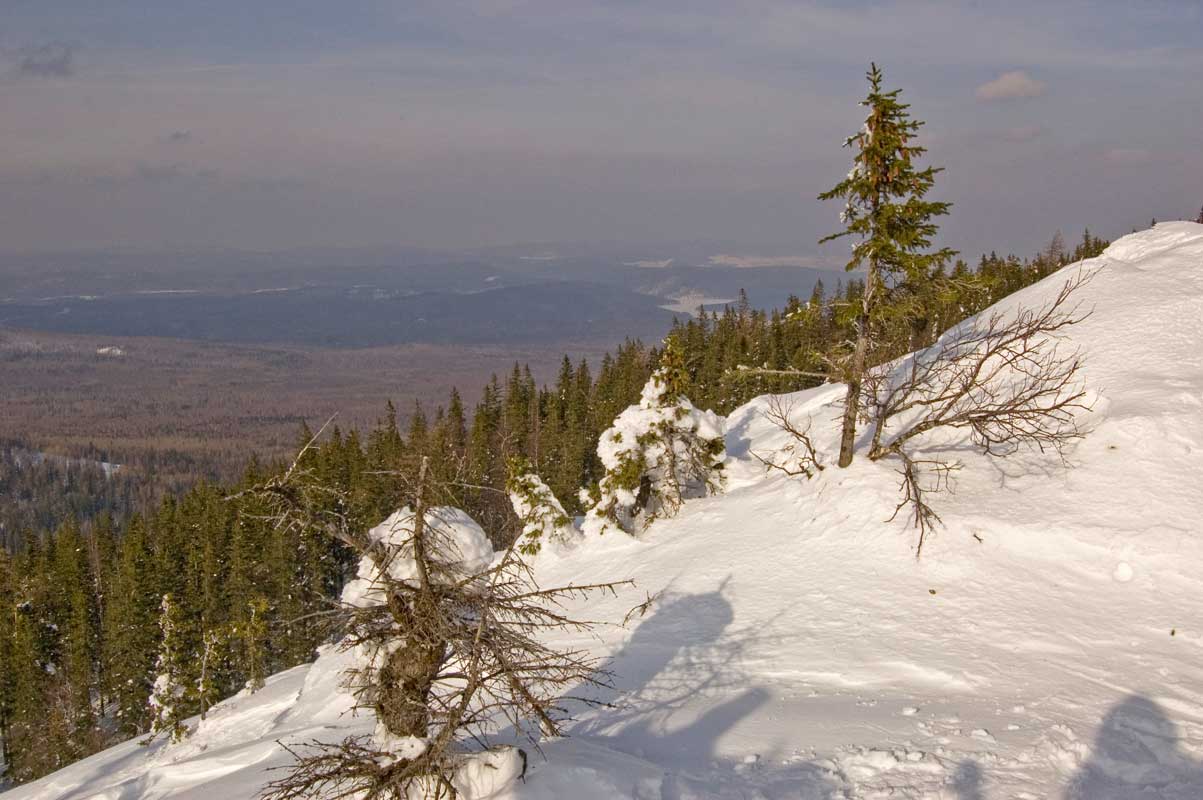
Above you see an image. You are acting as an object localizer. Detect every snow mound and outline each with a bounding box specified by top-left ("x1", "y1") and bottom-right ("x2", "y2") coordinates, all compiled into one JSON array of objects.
[
  {"x1": 10, "y1": 223, "x2": 1203, "y2": 800},
  {"x1": 341, "y1": 506, "x2": 495, "y2": 607}
]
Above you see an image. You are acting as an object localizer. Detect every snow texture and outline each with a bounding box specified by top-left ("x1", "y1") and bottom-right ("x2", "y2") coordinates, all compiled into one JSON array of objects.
[{"x1": 9, "y1": 223, "x2": 1203, "y2": 799}]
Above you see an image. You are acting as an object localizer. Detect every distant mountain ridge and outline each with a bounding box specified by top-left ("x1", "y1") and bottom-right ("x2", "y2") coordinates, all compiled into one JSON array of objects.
[
  {"x1": 0, "y1": 281, "x2": 676, "y2": 346},
  {"x1": 0, "y1": 246, "x2": 842, "y2": 346}
]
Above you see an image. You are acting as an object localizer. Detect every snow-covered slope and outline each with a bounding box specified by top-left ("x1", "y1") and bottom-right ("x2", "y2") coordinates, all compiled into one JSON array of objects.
[{"x1": 10, "y1": 223, "x2": 1203, "y2": 799}]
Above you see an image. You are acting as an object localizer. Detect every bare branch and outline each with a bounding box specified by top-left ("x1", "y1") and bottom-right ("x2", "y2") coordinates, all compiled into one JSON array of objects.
[
  {"x1": 885, "y1": 453, "x2": 961, "y2": 559},
  {"x1": 865, "y1": 270, "x2": 1095, "y2": 554},
  {"x1": 731, "y1": 365, "x2": 832, "y2": 380},
  {"x1": 750, "y1": 395, "x2": 826, "y2": 479}
]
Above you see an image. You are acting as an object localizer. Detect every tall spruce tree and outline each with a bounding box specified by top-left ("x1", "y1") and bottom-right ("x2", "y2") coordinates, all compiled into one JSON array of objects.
[
  {"x1": 147, "y1": 593, "x2": 190, "y2": 742},
  {"x1": 0, "y1": 548, "x2": 17, "y2": 770},
  {"x1": 7, "y1": 605, "x2": 49, "y2": 781},
  {"x1": 241, "y1": 596, "x2": 269, "y2": 692},
  {"x1": 819, "y1": 63, "x2": 953, "y2": 467}
]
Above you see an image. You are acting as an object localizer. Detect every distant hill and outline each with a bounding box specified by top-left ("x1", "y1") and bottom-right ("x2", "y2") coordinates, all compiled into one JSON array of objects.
[
  {"x1": 0, "y1": 281, "x2": 679, "y2": 347},
  {"x1": 0, "y1": 246, "x2": 842, "y2": 346}
]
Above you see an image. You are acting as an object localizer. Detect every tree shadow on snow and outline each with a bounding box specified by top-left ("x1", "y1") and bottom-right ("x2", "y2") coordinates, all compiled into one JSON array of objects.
[{"x1": 551, "y1": 584, "x2": 840, "y2": 798}]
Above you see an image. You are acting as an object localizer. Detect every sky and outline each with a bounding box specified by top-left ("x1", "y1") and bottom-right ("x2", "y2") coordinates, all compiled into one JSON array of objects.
[{"x1": 2, "y1": 0, "x2": 1201, "y2": 259}]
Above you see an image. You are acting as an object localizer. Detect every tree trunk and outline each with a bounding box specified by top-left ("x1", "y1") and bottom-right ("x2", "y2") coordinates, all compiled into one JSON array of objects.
[
  {"x1": 838, "y1": 259, "x2": 877, "y2": 468},
  {"x1": 378, "y1": 636, "x2": 445, "y2": 738},
  {"x1": 377, "y1": 455, "x2": 445, "y2": 739},
  {"x1": 837, "y1": 319, "x2": 868, "y2": 468}
]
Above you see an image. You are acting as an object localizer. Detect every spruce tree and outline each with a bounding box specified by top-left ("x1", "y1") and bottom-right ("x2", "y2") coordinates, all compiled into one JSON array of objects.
[
  {"x1": 196, "y1": 627, "x2": 224, "y2": 717},
  {"x1": 506, "y1": 456, "x2": 577, "y2": 555},
  {"x1": 147, "y1": 593, "x2": 190, "y2": 742},
  {"x1": 581, "y1": 350, "x2": 726, "y2": 536},
  {"x1": 658, "y1": 335, "x2": 692, "y2": 398},
  {"x1": 406, "y1": 401, "x2": 429, "y2": 456},
  {"x1": 444, "y1": 388, "x2": 469, "y2": 457},
  {"x1": 0, "y1": 548, "x2": 17, "y2": 770},
  {"x1": 7, "y1": 606, "x2": 49, "y2": 781},
  {"x1": 241, "y1": 596, "x2": 269, "y2": 693},
  {"x1": 104, "y1": 514, "x2": 160, "y2": 734},
  {"x1": 819, "y1": 63, "x2": 953, "y2": 467}
]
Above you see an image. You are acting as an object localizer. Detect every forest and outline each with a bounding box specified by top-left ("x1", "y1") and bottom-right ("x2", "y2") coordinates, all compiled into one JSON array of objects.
[{"x1": 0, "y1": 225, "x2": 1109, "y2": 783}]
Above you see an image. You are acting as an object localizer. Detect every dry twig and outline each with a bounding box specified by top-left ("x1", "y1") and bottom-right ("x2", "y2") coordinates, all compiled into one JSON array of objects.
[
  {"x1": 750, "y1": 395, "x2": 826, "y2": 479},
  {"x1": 865, "y1": 270, "x2": 1095, "y2": 556}
]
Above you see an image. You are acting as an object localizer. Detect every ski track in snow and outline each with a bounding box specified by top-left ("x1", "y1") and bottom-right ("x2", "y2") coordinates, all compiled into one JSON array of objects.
[{"x1": 7, "y1": 223, "x2": 1203, "y2": 799}]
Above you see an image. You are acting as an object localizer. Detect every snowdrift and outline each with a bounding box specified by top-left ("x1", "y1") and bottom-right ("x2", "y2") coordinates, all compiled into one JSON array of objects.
[{"x1": 10, "y1": 223, "x2": 1203, "y2": 799}]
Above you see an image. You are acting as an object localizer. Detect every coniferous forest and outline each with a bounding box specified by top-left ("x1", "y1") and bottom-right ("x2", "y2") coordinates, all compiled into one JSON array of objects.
[{"x1": 0, "y1": 230, "x2": 1108, "y2": 783}]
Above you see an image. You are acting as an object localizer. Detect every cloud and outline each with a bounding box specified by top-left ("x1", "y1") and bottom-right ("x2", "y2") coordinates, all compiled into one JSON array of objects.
[
  {"x1": 975, "y1": 70, "x2": 1045, "y2": 101},
  {"x1": 707, "y1": 254, "x2": 823, "y2": 268},
  {"x1": 135, "y1": 163, "x2": 188, "y2": 183},
  {"x1": 1104, "y1": 147, "x2": 1152, "y2": 164},
  {"x1": 16, "y1": 42, "x2": 77, "y2": 78},
  {"x1": 1001, "y1": 125, "x2": 1046, "y2": 143}
]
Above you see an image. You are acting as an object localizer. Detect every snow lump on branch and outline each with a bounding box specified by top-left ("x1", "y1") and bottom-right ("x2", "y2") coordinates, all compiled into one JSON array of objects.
[
  {"x1": 339, "y1": 506, "x2": 495, "y2": 610},
  {"x1": 507, "y1": 458, "x2": 580, "y2": 556},
  {"x1": 581, "y1": 367, "x2": 726, "y2": 536}
]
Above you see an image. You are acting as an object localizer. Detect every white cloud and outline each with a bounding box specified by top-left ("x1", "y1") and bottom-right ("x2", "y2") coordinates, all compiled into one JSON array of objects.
[
  {"x1": 1002, "y1": 125, "x2": 1046, "y2": 143},
  {"x1": 975, "y1": 70, "x2": 1046, "y2": 101},
  {"x1": 1104, "y1": 147, "x2": 1152, "y2": 164},
  {"x1": 707, "y1": 254, "x2": 822, "y2": 268}
]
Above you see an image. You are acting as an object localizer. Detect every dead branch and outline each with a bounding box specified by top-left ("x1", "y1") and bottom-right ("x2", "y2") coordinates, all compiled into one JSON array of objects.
[
  {"x1": 621, "y1": 590, "x2": 663, "y2": 627},
  {"x1": 864, "y1": 270, "x2": 1095, "y2": 555},
  {"x1": 250, "y1": 452, "x2": 633, "y2": 800},
  {"x1": 263, "y1": 737, "x2": 459, "y2": 800},
  {"x1": 750, "y1": 395, "x2": 826, "y2": 479},
  {"x1": 732, "y1": 365, "x2": 832, "y2": 380},
  {"x1": 885, "y1": 453, "x2": 961, "y2": 559}
]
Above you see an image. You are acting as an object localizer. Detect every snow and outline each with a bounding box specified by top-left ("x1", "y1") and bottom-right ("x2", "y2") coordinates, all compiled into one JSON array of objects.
[
  {"x1": 658, "y1": 293, "x2": 736, "y2": 315},
  {"x1": 340, "y1": 506, "x2": 495, "y2": 608},
  {"x1": 9, "y1": 223, "x2": 1203, "y2": 799},
  {"x1": 371, "y1": 729, "x2": 429, "y2": 763},
  {"x1": 582, "y1": 369, "x2": 725, "y2": 536},
  {"x1": 508, "y1": 470, "x2": 581, "y2": 557}
]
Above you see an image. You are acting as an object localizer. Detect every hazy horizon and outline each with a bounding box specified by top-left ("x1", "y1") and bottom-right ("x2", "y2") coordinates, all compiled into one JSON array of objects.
[{"x1": 3, "y1": 1, "x2": 1200, "y2": 260}]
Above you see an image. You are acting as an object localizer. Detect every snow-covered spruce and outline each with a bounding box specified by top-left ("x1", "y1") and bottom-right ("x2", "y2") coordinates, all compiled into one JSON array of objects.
[
  {"x1": 581, "y1": 366, "x2": 726, "y2": 536},
  {"x1": 147, "y1": 593, "x2": 189, "y2": 743},
  {"x1": 506, "y1": 457, "x2": 580, "y2": 556},
  {"x1": 337, "y1": 507, "x2": 495, "y2": 746},
  {"x1": 256, "y1": 477, "x2": 622, "y2": 800},
  {"x1": 304, "y1": 505, "x2": 504, "y2": 792}
]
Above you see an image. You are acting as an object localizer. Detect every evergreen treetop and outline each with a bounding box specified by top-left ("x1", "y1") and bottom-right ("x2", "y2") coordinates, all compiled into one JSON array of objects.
[{"x1": 819, "y1": 62, "x2": 954, "y2": 289}]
